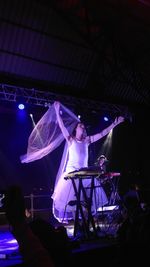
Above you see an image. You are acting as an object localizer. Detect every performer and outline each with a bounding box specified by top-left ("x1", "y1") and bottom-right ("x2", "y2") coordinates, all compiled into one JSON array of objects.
[
  {"x1": 91, "y1": 154, "x2": 110, "y2": 214},
  {"x1": 20, "y1": 101, "x2": 124, "y2": 223},
  {"x1": 52, "y1": 101, "x2": 124, "y2": 222},
  {"x1": 96, "y1": 154, "x2": 121, "y2": 205},
  {"x1": 96, "y1": 154, "x2": 109, "y2": 174}
]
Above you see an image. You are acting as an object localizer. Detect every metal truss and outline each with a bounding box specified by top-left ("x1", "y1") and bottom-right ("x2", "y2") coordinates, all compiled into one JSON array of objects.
[{"x1": 0, "y1": 83, "x2": 132, "y2": 120}]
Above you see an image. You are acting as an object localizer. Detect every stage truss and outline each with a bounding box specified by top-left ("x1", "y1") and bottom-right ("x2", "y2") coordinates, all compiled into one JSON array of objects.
[{"x1": 0, "y1": 83, "x2": 132, "y2": 120}]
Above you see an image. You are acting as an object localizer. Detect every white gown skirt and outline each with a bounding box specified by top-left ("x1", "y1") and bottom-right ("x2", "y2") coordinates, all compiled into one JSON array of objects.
[{"x1": 52, "y1": 173, "x2": 108, "y2": 222}]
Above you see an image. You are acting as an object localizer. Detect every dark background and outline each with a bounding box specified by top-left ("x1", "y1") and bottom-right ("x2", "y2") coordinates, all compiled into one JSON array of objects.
[
  {"x1": 0, "y1": 1, "x2": 150, "y2": 211},
  {"x1": 0, "y1": 102, "x2": 149, "y2": 201}
]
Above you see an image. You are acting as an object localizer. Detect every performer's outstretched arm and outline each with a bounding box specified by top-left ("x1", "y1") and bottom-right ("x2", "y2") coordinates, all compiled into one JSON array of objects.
[
  {"x1": 54, "y1": 101, "x2": 70, "y2": 142},
  {"x1": 90, "y1": 116, "x2": 124, "y2": 143}
]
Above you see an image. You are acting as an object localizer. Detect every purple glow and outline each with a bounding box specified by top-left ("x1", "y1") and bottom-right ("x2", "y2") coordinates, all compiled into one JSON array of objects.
[
  {"x1": 7, "y1": 239, "x2": 18, "y2": 244},
  {"x1": 0, "y1": 231, "x2": 19, "y2": 253}
]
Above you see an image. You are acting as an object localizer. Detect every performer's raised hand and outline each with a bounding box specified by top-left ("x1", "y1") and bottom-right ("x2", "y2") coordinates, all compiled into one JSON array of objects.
[
  {"x1": 114, "y1": 116, "x2": 124, "y2": 126},
  {"x1": 54, "y1": 101, "x2": 60, "y2": 111}
]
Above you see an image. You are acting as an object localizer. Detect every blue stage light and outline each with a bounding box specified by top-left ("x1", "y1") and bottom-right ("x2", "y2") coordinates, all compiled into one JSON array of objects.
[
  {"x1": 18, "y1": 104, "x2": 25, "y2": 110},
  {"x1": 104, "y1": 116, "x2": 109, "y2": 122}
]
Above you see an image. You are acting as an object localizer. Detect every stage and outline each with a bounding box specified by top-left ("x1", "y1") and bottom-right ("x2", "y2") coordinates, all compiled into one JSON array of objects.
[{"x1": 0, "y1": 208, "x2": 121, "y2": 267}]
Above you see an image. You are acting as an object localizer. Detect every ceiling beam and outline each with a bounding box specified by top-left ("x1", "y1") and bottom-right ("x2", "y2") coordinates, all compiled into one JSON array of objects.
[{"x1": 0, "y1": 82, "x2": 132, "y2": 121}]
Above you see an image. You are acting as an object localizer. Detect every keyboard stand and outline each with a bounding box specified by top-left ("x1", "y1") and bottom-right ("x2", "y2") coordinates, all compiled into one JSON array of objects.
[{"x1": 66, "y1": 175, "x2": 98, "y2": 240}]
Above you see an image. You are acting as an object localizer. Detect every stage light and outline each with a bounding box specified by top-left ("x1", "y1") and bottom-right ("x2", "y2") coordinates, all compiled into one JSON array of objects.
[
  {"x1": 44, "y1": 102, "x2": 51, "y2": 107},
  {"x1": 104, "y1": 116, "x2": 109, "y2": 122},
  {"x1": 18, "y1": 103, "x2": 25, "y2": 110},
  {"x1": 29, "y1": 113, "x2": 36, "y2": 128},
  {"x1": 78, "y1": 115, "x2": 81, "y2": 119}
]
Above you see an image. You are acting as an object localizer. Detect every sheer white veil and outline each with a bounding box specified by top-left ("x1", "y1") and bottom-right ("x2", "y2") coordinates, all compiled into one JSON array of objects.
[{"x1": 20, "y1": 102, "x2": 80, "y2": 187}]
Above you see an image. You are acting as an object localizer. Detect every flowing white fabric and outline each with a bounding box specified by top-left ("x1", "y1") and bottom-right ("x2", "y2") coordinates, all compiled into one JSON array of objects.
[
  {"x1": 51, "y1": 138, "x2": 108, "y2": 223},
  {"x1": 52, "y1": 138, "x2": 90, "y2": 222},
  {"x1": 20, "y1": 102, "x2": 108, "y2": 223},
  {"x1": 20, "y1": 103, "x2": 79, "y2": 164}
]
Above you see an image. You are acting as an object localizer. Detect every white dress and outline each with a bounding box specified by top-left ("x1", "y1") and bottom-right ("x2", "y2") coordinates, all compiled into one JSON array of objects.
[{"x1": 52, "y1": 138, "x2": 108, "y2": 222}]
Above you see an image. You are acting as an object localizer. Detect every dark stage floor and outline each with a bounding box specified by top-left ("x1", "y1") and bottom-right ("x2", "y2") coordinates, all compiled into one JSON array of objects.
[{"x1": 0, "y1": 216, "x2": 120, "y2": 267}]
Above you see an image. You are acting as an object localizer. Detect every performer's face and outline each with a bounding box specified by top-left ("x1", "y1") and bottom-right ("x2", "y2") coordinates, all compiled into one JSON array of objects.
[
  {"x1": 76, "y1": 123, "x2": 85, "y2": 134},
  {"x1": 77, "y1": 123, "x2": 85, "y2": 129},
  {"x1": 99, "y1": 158, "x2": 105, "y2": 166}
]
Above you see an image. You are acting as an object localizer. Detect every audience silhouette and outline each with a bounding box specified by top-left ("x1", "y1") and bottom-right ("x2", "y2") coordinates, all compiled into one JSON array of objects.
[
  {"x1": 3, "y1": 185, "x2": 72, "y2": 267},
  {"x1": 116, "y1": 188, "x2": 150, "y2": 264}
]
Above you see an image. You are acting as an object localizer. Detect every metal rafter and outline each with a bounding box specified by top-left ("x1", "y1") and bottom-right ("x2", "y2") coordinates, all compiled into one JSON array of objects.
[{"x1": 0, "y1": 83, "x2": 132, "y2": 121}]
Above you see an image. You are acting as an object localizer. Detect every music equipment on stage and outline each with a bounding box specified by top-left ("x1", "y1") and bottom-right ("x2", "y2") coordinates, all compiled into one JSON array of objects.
[
  {"x1": 65, "y1": 167, "x2": 120, "y2": 184},
  {"x1": 97, "y1": 205, "x2": 119, "y2": 212},
  {"x1": 64, "y1": 167, "x2": 121, "y2": 239},
  {"x1": 98, "y1": 172, "x2": 121, "y2": 184},
  {"x1": 64, "y1": 169, "x2": 102, "y2": 179}
]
